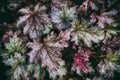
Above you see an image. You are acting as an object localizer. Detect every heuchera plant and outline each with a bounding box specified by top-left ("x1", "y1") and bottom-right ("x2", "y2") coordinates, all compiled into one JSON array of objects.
[{"x1": 0, "y1": 0, "x2": 120, "y2": 80}]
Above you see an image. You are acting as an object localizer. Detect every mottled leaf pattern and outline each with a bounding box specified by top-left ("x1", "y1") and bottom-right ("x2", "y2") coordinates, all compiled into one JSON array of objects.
[
  {"x1": 51, "y1": 0, "x2": 66, "y2": 11},
  {"x1": 51, "y1": 5, "x2": 76, "y2": 30},
  {"x1": 27, "y1": 30, "x2": 70, "y2": 78},
  {"x1": 5, "y1": 35, "x2": 25, "y2": 54},
  {"x1": 17, "y1": 4, "x2": 50, "y2": 38},
  {"x1": 78, "y1": 0, "x2": 104, "y2": 12},
  {"x1": 1, "y1": 0, "x2": 120, "y2": 80},
  {"x1": 70, "y1": 20, "x2": 104, "y2": 47},
  {"x1": 72, "y1": 47, "x2": 91, "y2": 74},
  {"x1": 90, "y1": 10, "x2": 117, "y2": 28},
  {"x1": 3, "y1": 52, "x2": 27, "y2": 80}
]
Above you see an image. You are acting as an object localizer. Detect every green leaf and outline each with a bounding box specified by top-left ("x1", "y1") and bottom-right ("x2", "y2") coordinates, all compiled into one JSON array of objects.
[
  {"x1": 70, "y1": 20, "x2": 104, "y2": 47},
  {"x1": 70, "y1": 19, "x2": 118, "y2": 47},
  {"x1": 5, "y1": 35, "x2": 25, "y2": 54}
]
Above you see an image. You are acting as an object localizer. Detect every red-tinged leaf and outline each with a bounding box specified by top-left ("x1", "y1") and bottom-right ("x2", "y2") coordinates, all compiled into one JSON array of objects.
[
  {"x1": 2, "y1": 30, "x2": 21, "y2": 41},
  {"x1": 72, "y1": 47, "x2": 91, "y2": 74}
]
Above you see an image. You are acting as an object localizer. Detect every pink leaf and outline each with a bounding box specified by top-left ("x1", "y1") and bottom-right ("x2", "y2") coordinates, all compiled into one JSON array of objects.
[{"x1": 27, "y1": 30, "x2": 70, "y2": 71}]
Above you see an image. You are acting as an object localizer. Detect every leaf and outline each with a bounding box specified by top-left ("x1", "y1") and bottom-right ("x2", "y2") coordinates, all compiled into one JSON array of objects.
[
  {"x1": 18, "y1": 8, "x2": 29, "y2": 14},
  {"x1": 17, "y1": 15, "x2": 30, "y2": 27},
  {"x1": 98, "y1": 60, "x2": 120, "y2": 77},
  {"x1": 107, "y1": 50, "x2": 120, "y2": 64},
  {"x1": 17, "y1": 4, "x2": 50, "y2": 39},
  {"x1": 3, "y1": 52, "x2": 25, "y2": 66},
  {"x1": 70, "y1": 20, "x2": 104, "y2": 47},
  {"x1": 78, "y1": 0, "x2": 89, "y2": 12},
  {"x1": 43, "y1": 24, "x2": 53, "y2": 34},
  {"x1": 2, "y1": 30, "x2": 13, "y2": 41},
  {"x1": 70, "y1": 19, "x2": 118, "y2": 47},
  {"x1": 72, "y1": 47, "x2": 91, "y2": 74},
  {"x1": 105, "y1": 37, "x2": 120, "y2": 49},
  {"x1": 5, "y1": 35, "x2": 25, "y2": 54},
  {"x1": 90, "y1": 10, "x2": 117, "y2": 28},
  {"x1": 2, "y1": 52, "x2": 27, "y2": 80},
  {"x1": 2, "y1": 30, "x2": 21, "y2": 41},
  {"x1": 26, "y1": 30, "x2": 70, "y2": 78},
  {"x1": 98, "y1": 50, "x2": 120, "y2": 77},
  {"x1": 48, "y1": 61, "x2": 67, "y2": 79},
  {"x1": 51, "y1": 0, "x2": 66, "y2": 11},
  {"x1": 12, "y1": 66, "x2": 26, "y2": 80},
  {"x1": 27, "y1": 64, "x2": 45, "y2": 80},
  {"x1": 78, "y1": 0, "x2": 102, "y2": 12},
  {"x1": 102, "y1": 29, "x2": 118, "y2": 45},
  {"x1": 51, "y1": 5, "x2": 76, "y2": 30}
]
